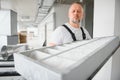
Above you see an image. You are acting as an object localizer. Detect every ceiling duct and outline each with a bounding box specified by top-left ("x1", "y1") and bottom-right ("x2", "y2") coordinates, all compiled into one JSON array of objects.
[
  {"x1": 56, "y1": 0, "x2": 65, "y2": 4},
  {"x1": 35, "y1": 0, "x2": 55, "y2": 24},
  {"x1": 55, "y1": 0, "x2": 80, "y2": 4},
  {"x1": 38, "y1": 7, "x2": 49, "y2": 14},
  {"x1": 42, "y1": 0, "x2": 55, "y2": 7},
  {"x1": 38, "y1": 13, "x2": 46, "y2": 17}
]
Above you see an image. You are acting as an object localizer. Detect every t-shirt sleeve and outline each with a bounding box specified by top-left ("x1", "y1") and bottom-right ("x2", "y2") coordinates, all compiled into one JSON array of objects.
[{"x1": 49, "y1": 27, "x2": 63, "y2": 45}]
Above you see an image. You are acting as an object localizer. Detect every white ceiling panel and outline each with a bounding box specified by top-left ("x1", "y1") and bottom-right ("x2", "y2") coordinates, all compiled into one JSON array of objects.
[{"x1": 1, "y1": 0, "x2": 38, "y2": 22}]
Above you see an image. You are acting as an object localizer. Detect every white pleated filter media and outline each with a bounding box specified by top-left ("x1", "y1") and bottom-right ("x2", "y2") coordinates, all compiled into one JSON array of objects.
[{"x1": 14, "y1": 36, "x2": 119, "y2": 80}]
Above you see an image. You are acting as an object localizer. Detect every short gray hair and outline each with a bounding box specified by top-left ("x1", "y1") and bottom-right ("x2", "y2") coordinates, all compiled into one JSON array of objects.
[{"x1": 71, "y1": 1, "x2": 83, "y2": 7}]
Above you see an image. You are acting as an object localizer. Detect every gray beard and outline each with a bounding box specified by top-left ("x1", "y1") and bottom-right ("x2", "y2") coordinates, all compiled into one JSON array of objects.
[{"x1": 72, "y1": 20, "x2": 80, "y2": 24}]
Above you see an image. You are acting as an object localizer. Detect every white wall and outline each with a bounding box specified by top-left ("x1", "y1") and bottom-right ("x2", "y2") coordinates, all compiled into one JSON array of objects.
[
  {"x1": 111, "y1": 1, "x2": 120, "y2": 80},
  {"x1": 111, "y1": 47, "x2": 120, "y2": 80},
  {"x1": 0, "y1": 10, "x2": 11, "y2": 35},
  {"x1": 114, "y1": 0, "x2": 120, "y2": 39},
  {"x1": 0, "y1": 36, "x2": 7, "y2": 50},
  {"x1": 54, "y1": 3, "x2": 70, "y2": 27},
  {"x1": 0, "y1": 10, "x2": 17, "y2": 35},
  {"x1": 93, "y1": 0, "x2": 115, "y2": 37},
  {"x1": 92, "y1": 58, "x2": 112, "y2": 80},
  {"x1": 93, "y1": 0, "x2": 120, "y2": 80},
  {"x1": 0, "y1": 10, "x2": 18, "y2": 50},
  {"x1": 38, "y1": 8, "x2": 55, "y2": 46},
  {"x1": 37, "y1": 4, "x2": 70, "y2": 46}
]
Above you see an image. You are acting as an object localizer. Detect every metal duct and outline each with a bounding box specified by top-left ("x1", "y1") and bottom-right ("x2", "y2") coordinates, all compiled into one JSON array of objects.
[
  {"x1": 35, "y1": 0, "x2": 55, "y2": 23},
  {"x1": 0, "y1": 45, "x2": 28, "y2": 60}
]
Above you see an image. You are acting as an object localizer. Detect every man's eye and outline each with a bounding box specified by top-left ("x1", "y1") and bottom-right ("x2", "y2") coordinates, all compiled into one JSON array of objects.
[
  {"x1": 72, "y1": 10, "x2": 81, "y2": 13},
  {"x1": 77, "y1": 10, "x2": 81, "y2": 13},
  {"x1": 77, "y1": 11, "x2": 80, "y2": 13},
  {"x1": 72, "y1": 11, "x2": 75, "y2": 13}
]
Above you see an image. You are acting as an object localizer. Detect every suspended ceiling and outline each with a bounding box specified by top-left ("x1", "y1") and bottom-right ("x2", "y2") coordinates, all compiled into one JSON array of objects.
[{"x1": 0, "y1": 0, "x2": 80, "y2": 27}]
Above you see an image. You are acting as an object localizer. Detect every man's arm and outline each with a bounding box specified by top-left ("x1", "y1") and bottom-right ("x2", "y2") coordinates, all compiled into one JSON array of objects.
[
  {"x1": 48, "y1": 27, "x2": 63, "y2": 46},
  {"x1": 48, "y1": 42, "x2": 56, "y2": 46}
]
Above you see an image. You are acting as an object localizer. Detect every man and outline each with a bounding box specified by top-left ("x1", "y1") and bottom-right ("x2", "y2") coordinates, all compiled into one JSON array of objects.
[{"x1": 48, "y1": 2, "x2": 91, "y2": 46}]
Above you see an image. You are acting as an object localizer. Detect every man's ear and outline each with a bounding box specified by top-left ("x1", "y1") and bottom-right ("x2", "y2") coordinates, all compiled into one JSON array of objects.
[
  {"x1": 82, "y1": 13, "x2": 84, "y2": 19},
  {"x1": 81, "y1": 12, "x2": 84, "y2": 20},
  {"x1": 68, "y1": 12, "x2": 70, "y2": 19}
]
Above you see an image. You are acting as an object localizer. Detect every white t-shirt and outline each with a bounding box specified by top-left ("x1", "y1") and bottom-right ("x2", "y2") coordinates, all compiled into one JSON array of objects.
[{"x1": 50, "y1": 23, "x2": 91, "y2": 45}]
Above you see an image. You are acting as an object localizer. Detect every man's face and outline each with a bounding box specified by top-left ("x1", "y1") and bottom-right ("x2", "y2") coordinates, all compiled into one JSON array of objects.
[{"x1": 68, "y1": 3, "x2": 84, "y2": 24}]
